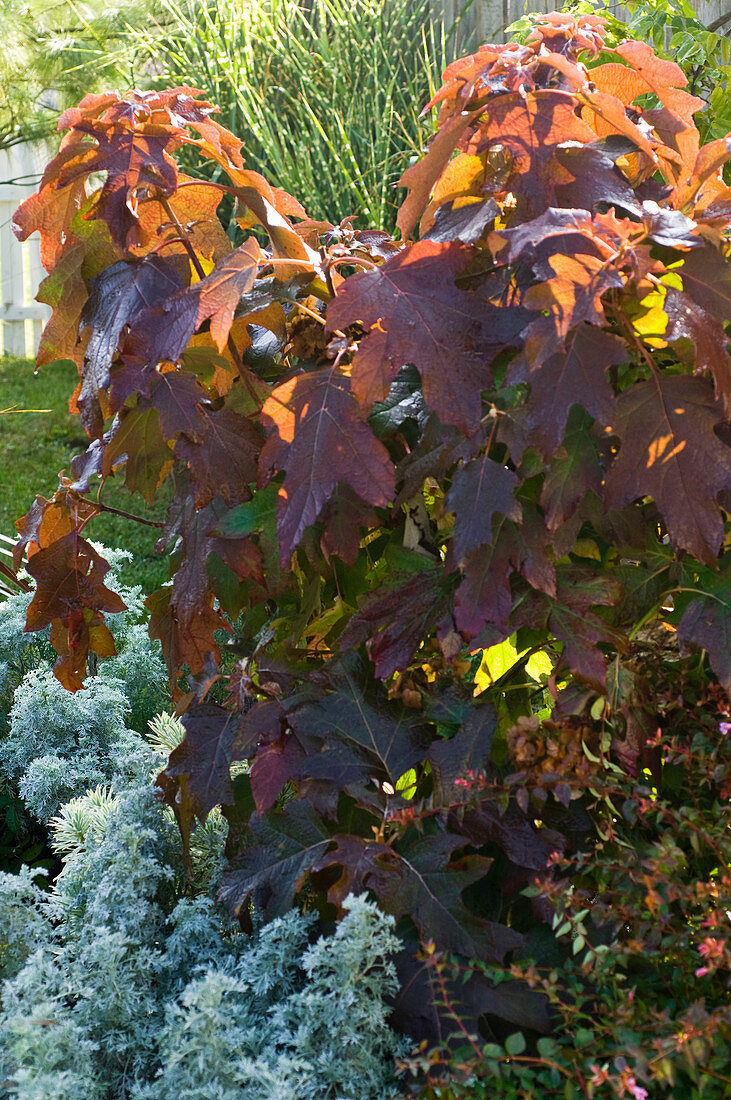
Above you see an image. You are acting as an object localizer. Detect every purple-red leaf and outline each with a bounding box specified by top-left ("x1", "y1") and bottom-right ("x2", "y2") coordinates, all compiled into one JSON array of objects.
[
  {"x1": 604, "y1": 375, "x2": 731, "y2": 565},
  {"x1": 327, "y1": 240, "x2": 524, "y2": 433},
  {"x1": 260, "y1": 367, "x2": 394, "y2": 562}
]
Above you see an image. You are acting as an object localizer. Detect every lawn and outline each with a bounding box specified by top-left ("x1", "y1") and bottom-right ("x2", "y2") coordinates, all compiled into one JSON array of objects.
[{"x1": 0, "y1": 356, "x2": 170, "y2": 592}]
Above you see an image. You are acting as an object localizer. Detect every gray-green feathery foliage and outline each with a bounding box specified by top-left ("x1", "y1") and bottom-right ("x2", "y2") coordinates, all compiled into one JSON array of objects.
[
  {"x1": 0, "y1": 547, "x2": 168, "y2": 823},
  {"x1": 0, "y1": 770, "x2": 405, "y2": 1099}
]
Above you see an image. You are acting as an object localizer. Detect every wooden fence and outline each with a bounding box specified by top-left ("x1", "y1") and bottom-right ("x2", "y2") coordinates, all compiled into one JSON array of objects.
[
  {"x1": 0, "y1": 143, "x2": 50, "y2": 359},
  {"x1": 439, "y1": 0, "x2": 731, "y2": 46}
]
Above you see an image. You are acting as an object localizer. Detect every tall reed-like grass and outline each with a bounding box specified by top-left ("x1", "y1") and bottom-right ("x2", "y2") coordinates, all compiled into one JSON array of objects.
[{"x1": 137, "y1": 0, "x2": 472, "y2": 231}]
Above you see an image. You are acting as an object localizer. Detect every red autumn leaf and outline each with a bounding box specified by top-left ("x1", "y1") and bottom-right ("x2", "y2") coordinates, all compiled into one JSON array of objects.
[
  {"x1": 131, "y1": 174, "x2": 232, "y2": 263},
  {"x1": 510, "y1": 324, "x2": 627, "y2": 458},
  {"x1": 664, "y1": 287, "x2": 731, "y2": 413},
  {"x1": 312, "y1": 834, "x2": 393, "y2": 910},
  {"x1": 677, "y1": 571, "x2": 731, "y2": 696},
  {"x1": 24, "y1": 532, "x2": 125, "y2": 635},
  {"x1": 78, "y1": 256, "x2": 185, "y2": 436},
  {"x1": 678, "y1": 245, "x2": 731, "y2": 326},
  {"x1": 522, "y1": 251, "x2": 624, "y2": 368},
  {"x1": 146, "y1": 585, "x2": 182, "y2": 689},
  {"x1": 193, "y1": 238, "x2": 262, "y2": 351},
  {"x1": 34, "y1": 242, "x2": 89, "y2": 371},
  {"x1": 156, "y1": 86, "x2": 245, "y2": 170},
  {"x1": 12, "y1": 171, "x2": 87, "y2": 271},
  {"x1": 363, "y1": 832, "x2": 520, "y2": 962},
  {"x1": 160, "y1": 704, "x2": 239, "y2": 821},
  {"x1": 218, "y1": 799, "x2": 332, "y2": 920},
  {"x1": 469, "y1": 90, "x2": 597, "y2": 216},
  {"x1": 250, "y1": 732, "x2": 307, "y2": 815},
  {"x1": 148, "y1": 369, "x2": 209, "y2": 441},
  {"x1": 158, "y1": 499, "x2": 231, "y2": 677},
  {"x1": 604, "y1": 374, "x2": 731, "y2": 565},
  {"x1": 122, "y1": 239, "x2": 263, "y2": 368},
  {"x1": 50, "y1": 609, "x2": 117, "y2": 692},
  {"x1": 175, "y1": 405, "x2": 261, "y2": 508},
  {"x1": 340, "y1": 566, "x2": 448, "y2": 679},
  {"x1": 56, "y1": 123, "x2": 179, "y2": 249},
  {"x1": 102, "y1": 406, "x2": 175, "y2": 504},
  {"x1": 511, "y1": 567, "x2": 624, "y2": 689},
  {"x1": 319, "y1": 484, "x2": 378, "y2": 567},
  {"x1": 454, "y1": 510, "x2": 556, "y2": 644},
  {"x1": 396, "y1": 111, "x2": 474, "y2": 242},
  {"x1": 446, "y1": 455, "x2": 521, "y2": 566},
  {"x1": 260, "y1": 367, "x2": 394, "y2": 562},
  {"x1": 615, "y1": 41, "x2": 705, "y2": 137},
  {"x1": 540, "y1": 420, "x2": 602, "y2": 530},
  {"x1": 13, "y1": 491, "x2": 96, "y2": 569},
  {"x1": 285, "y1": 671, "x2": 433, "y2": 795},
  {"x1": 327, "y1": 240, "x2": 525, "y2": 433}
]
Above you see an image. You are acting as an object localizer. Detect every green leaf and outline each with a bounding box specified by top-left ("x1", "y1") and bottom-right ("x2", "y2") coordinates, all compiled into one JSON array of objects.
[
  {"x1": 505, "y1": 1031, "x2": 527, "y2": 1056},
  {"x1": 212, "y1": 481, "x2": 280, "y2": 538}
]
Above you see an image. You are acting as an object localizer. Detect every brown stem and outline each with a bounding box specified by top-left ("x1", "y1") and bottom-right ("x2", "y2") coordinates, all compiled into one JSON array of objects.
[
  {"x1": 296, "y1": 302, "x2": 327, "y2": 327},
  {"x1": 159, "y1": 195, "x2": 207, "y2": 280},
  {"x1": 608, "y1": 303, "x2": 661, "y2": 378},
  {"x1": 502, "y1": 1054, "x2": 573, "y2": 1080},
  {"x1": 76, "y1": 494, "x2": 164, "y2": 529},
  {"x1": 328, "y1": 254, "x2": 379, "y2": 273}
]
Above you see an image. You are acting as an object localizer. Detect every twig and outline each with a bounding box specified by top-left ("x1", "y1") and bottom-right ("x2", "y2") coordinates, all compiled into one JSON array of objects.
[{"x1": 76, "y1": 494, "x2": 164, "y2": 529}]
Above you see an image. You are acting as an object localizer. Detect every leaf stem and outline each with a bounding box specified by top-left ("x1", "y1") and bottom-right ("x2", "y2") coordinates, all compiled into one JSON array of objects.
[
  {"x1": 77, "y1": 494, "x2": 164, "y2": 529},
  {"x1": 159, "y1": 195, "x2": 207, "y2": 280},
  {"x1": 159, "y1": 195, "x2": 249, "y2": 379}
]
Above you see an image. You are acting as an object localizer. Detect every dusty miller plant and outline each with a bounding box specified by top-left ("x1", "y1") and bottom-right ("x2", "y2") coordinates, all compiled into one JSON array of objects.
[{"x1": 0, "y1": 767, "x2": 405, "y2": 1100}]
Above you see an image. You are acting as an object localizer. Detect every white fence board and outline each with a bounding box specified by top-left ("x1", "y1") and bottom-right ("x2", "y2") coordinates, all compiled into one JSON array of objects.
[{"x1": 0, "y1": 144, "x2": 51, "y2": 359}]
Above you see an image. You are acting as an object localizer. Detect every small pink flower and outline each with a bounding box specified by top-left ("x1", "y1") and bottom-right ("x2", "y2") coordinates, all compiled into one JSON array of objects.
[
  {"x1": 626, "y1": 1079, "x2": 648, "y2": 1100},
  {"x1": 698, "y1": 937, "x2": 724, "y2": 963},
  {"x1": 589, "y1": 1063, "x2": 609, "y2": 1086},
  {"x1": 720, "y1": 721, "x2": 731, "y2": 736},
  {"x1": 695, "y1": 966, "x2": 711, "y2": 977}
]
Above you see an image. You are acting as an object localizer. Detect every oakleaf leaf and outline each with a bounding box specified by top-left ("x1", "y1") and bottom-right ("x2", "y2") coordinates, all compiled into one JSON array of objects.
[
  {"x1": 260, "y1": 367, "x2": 394, "y2": 562},
  {"x1": 327, "y1": 240, "x2": 525, "y2": 433},
  {"x1": 446, "y1": 455, "x2": 521, "y2": 566},
  {"x1": 678, "y1": 571, "x2": 731, "y2": 695},
  {"x1": 218, "y1": 799, "x2": 332, "y2": 919},
  {"x1": 79, "y1": 256, "x2": 185, "y2": 436},
  {"x1": 510, "y1": 324, "x2": 626, "y2": 458},
  {"x1": 160, "y1": 704, "x2": 238, "y2": 821},
  {"x1": 367, "y1": 832, "x2": 522, "y2": 962},
  {"x1": 604, "y1": 375, "x2": 731, "y2": 565}
]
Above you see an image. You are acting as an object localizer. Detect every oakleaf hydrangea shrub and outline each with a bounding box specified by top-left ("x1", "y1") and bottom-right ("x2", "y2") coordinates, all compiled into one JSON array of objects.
[
  {"x1": 0, "y1": 765, "x2": 405, "y2": 1100},
  {"x1": 0, "y1": 547, "x2": 168, "y2": 824}
]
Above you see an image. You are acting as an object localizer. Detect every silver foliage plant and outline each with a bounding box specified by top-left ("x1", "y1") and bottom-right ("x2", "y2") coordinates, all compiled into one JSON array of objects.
[
  {"x1": 0, "y1": 553, "x2": 406, "y2": 1099},
  {"x1": 0, "y1": 547, "x2": 169, "y2": 822},
  {"x1": 0, "y1": 779, "x2": 405, "y2": 1099}
]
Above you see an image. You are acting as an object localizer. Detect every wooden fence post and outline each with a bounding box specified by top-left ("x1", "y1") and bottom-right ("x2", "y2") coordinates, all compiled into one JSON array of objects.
[{"x1": 0, "y1": 143, "x2": 51, "y2": 359}]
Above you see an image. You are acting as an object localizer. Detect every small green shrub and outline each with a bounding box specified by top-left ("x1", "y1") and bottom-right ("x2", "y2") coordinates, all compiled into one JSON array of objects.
[{"x1": 400, "y1": 706, "x2": 731, "y2": 1098}]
